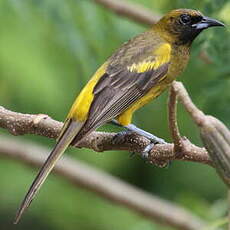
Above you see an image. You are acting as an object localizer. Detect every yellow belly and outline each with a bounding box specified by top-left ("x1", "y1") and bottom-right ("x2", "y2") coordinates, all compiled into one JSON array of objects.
[{"x1": 117, "y1": 81, "x2": 169, "y2": 126}]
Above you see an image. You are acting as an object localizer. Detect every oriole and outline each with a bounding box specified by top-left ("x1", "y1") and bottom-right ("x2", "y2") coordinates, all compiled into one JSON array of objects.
[{"x1": 14, "y1": 9, "x2": 224, "y2": 223}]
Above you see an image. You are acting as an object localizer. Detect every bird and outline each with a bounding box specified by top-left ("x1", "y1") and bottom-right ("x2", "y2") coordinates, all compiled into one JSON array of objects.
[{"x1": 14, "y1": 8, "x2": 224, "y2": 223}]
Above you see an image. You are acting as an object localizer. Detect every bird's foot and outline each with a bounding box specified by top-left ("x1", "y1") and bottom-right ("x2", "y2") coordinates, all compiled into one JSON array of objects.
[
  {"x1": 123, "y1": 124, "x2": 167, "y2": 145},
  {"x1": 111, "y1": 121, "x2": 169, "y2": 166},
  {"x1": 110, "y1": 120, "x2": 167, "y2": 144},
  {"x1": 142, "y1": 142, "x2": 171, "y2": 168},
  {"x1": 141, "y1": 142, "x2": 155, "y2": 159}
]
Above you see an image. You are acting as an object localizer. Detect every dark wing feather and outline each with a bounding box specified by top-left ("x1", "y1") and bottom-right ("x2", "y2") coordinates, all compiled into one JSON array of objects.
[
  {"x1": 71, "y1": 32, "x2": 170, "y2": 142},
  {"x1": 82, "y1": 63, "x2": 169, "y2": 132}
]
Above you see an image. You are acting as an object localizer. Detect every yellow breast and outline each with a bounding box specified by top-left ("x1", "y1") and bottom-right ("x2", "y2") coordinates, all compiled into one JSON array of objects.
[{"x1": 116, "y1": 81, "x2": 168, "y2": 126}]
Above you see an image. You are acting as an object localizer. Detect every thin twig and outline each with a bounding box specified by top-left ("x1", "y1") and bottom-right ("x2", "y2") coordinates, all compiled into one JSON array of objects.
[
  {"x1": 93, "y1": 0, "x2": 160, "y2": 26},
  {"x1": 0, "y1": 136, "x2": 205, "y2": 230},
  {"x1": 0, "y1": 106, "x2": 211, "y2": 166},
  {"x1": 168, "y1": 83, "x2": 182, "y2": 152}
]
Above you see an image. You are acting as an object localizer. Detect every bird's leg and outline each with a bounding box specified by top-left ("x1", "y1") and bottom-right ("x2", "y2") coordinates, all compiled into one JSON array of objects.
[
  {"x1": 110, "y1": 120, "x2": 167, "y2": 159},
  {"x1": 110, "y1": 120, "x2": 166, "y2": 144}
]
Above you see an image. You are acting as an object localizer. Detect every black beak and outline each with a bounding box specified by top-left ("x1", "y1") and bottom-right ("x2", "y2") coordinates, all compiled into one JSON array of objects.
[{"x1": 193, "y1": 16, "x2": 225, "y2": 30}]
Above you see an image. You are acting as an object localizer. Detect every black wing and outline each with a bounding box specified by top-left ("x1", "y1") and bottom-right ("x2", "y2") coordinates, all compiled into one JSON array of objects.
[{"x1": 81, "y1": 62, "x2": 169, "y2": 133}]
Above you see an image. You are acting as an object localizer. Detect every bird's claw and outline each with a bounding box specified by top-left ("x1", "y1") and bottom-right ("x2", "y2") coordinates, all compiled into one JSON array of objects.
[
  {"x1": 112, "y1": 130, "x2": 169, "y2": 167},
  {"x1": 141, "y1": 143, "x2": 155, "y2": 159},
  {"x1": 141, "y1": 142, "x2": 171, "y2": 168}
]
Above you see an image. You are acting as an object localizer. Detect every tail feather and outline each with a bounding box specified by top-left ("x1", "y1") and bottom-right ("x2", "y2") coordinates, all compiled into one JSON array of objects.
[{"x1": 14, "y1": 119, "x2": 85, "y2": 224}]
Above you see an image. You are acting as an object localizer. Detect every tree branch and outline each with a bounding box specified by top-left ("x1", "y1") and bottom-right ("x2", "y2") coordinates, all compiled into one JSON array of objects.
[
  {"x1": 0, "y1": 106, "x2": 211, "y2": 166},
  {"x1": 1, "y1": 80, "x2": 228, "y2": 228},
  {"x1": 93, "y1": 0, "x2": 160, "y2": 26},
  {"x1": 171, "y1": 81, "x2": 230, "y2": 186},
  {"x1": 0, "y1": 136, "x2": 205, "y2": 230}
]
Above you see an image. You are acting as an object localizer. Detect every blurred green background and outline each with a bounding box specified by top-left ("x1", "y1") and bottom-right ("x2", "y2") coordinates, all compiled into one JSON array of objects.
[{"x1": 0, "y1": 0, "x2": 230, "y2": 229}]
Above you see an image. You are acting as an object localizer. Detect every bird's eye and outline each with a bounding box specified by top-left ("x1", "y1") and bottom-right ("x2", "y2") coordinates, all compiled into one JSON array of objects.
[{"x1": 180, "y1": 14, "x2": 191, "y2": 24}]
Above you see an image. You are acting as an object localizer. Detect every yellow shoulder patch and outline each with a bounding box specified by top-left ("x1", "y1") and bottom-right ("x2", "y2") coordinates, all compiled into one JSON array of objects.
[{"x1": 127, "y1": 43, "x2": 171, "y2": 73}]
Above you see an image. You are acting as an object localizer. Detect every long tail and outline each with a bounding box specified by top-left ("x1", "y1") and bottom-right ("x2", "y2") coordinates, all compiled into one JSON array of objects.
[{"x1": 14, "y1": 119, "x2": 85, "y2": 224}]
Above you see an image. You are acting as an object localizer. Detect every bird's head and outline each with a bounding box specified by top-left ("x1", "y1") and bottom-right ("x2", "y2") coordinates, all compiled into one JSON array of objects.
[{"x1": 155, "y1": 9, "x2": 225, "y2": 45}]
